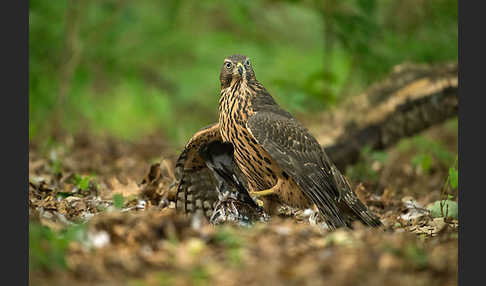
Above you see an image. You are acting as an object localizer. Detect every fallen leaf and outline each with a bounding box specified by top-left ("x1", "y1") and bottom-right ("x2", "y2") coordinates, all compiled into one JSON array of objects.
[{"x1": 106, "y1": 177, "x2": 140, "y2": 199}]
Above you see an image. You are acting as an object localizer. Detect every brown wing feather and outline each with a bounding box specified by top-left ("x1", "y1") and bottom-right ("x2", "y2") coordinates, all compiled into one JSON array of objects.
[
  {"x1": 174, "y1": 123, "x2": 221, "y2": 219},
  {"x1": 247, "y1": 110, "x2": 382, "y2": 229}
]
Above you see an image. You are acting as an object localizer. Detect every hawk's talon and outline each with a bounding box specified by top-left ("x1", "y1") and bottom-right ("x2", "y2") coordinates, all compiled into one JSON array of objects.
[{"x1": 255, "y1": 198, "x2": 264, "y2": 208}]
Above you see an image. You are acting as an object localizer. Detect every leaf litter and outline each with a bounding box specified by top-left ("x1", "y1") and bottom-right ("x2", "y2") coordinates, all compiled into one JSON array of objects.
[{"x1": 29, "y1": 127, "x2": 458, "y2": 286}]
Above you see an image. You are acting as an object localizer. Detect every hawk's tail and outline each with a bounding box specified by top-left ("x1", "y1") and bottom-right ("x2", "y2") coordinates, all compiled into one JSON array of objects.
[
  {"x1": 174, "y1": 143, "x2": 219, "y2": 219},
  {"x1": 331, "y1": 166, "x2": 382, "y2": 228}
]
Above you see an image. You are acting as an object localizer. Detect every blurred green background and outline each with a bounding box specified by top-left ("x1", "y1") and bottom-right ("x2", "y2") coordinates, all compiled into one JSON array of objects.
[{"x1": 29, "y1": 0, "x2": 457, "y2": 147}]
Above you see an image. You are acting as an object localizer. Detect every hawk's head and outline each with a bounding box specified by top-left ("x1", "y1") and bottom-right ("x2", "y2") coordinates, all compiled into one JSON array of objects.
[{"x1": 220, "y1": 54, "x2": 256, "y2": 88}]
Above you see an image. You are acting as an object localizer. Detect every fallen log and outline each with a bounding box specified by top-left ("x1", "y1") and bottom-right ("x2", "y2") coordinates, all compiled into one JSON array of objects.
[{"x1": 305, "y1": 62, "x2": 458, "y2": 170}]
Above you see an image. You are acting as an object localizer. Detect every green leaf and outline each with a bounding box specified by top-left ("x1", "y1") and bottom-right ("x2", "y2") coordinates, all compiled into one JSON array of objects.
[
  {"x1": 29, "y1": 222, "x2": 85, "y2": 271},
  {"x1": 371, "y1": 150, "x2": 388, "y2": 163},
  {"x1": 78, "y1": 177, "x2": 91, "y2": 190},
  {"x1": 427, "y1": 200, "x2": 458, "y2": 219},
  {"x1": 404, "y1": 243, "x2": 428, "y2": 269},
  {"x1": 411, "y1": 153, "x2": 433, "y2": 173},
  {"x1": 449, "y1": 167, "x2": 458, "y2": 189},
  {"x1": 73, "y1": 174, "x2": 92, "y2": 191},
  {"x1": 113, "y1": 194, "x2": 125, "y2": 209}
]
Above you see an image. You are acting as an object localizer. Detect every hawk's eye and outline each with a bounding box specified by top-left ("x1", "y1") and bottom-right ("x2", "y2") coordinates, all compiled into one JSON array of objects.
[
  {"x1": 244, "y1": 59, "x2": 251, "y2": 67},
  {"x1": 224, "y1": 62, "x2": 232, "y2": 69}
]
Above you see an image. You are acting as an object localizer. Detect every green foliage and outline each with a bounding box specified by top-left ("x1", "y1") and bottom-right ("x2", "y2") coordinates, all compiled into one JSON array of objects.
[
  {"x1": 382, "y1": 241, "x2": 428, "y2": 269},
  {"x1": 113, "y1": 194, "x2": 125, "y2": 209},
  {"x1": 29, "y1": 0, "x2": 458, "y2": 145},
  {"x1": 73, "y1": 174, "x2": 92, "y2": 191},
  {"x1": 428, "y1": 200, "x2": 458, "y2": 219},
  {"x1": 213, "y1": 227, "x2": 244, "y2": 265},
  {"x1": 213, "y1": 227, "x2": 243, "y2": 249},
  {"x1": 403, "y1": 243, "x2": 428, "y2": 269},
  {"x1": 425, "y1": 158, "x2": 458, "y2": 220},
  {"x1": 154, "y1": 271, "x2": 177, "y2": 286},
  {"x1": 45, "y1": 146, "x2": 65, "y2": 175},
  {"x1": 425, "y1": 157, "x2": 458, "y2": 219},
  {"x1": 448, "y1": 166, "x2": 458, "y2": 190},
  {"x1": 346, "y1": 145, "x2": 388, "y2": 183},
  {"x1": 50, "y1": 158, "x2": 63, "y2": 176},
  {"x1": 190, "y1": 266, "x2": 211, "y2": 286},
  {"x1": 399, "y1": 136, "x2": 456, "y2": 173},
  {"x1": 411, "y1": 153, "x2": 433, "y2": 174},
  {"x1": 29, "y1": 222, "x2": 86, "y2": 271}
]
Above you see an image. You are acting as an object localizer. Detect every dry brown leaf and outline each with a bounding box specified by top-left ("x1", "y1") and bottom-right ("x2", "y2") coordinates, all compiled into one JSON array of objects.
[{"x1": 106, "y1": 177, "x2": 141, "y2": 199}]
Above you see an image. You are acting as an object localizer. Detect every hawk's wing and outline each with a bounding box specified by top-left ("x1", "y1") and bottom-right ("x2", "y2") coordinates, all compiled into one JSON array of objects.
[
  {"x1": 247, "y1": 109, "x2": 381, "y2": 229},
  {"x1": 174, "y1": 123, "x2": 221, "y2": 219},
  {"x1": 174, "y1": 123, "x2": 257, "y2": 221}
]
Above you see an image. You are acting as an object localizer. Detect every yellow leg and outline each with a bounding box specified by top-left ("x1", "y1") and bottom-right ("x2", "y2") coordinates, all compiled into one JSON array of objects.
[
  {"x1": 250, "y1": 189, "x2": 275, "y2": 197},
  {"x1": 250, "y1": 179, "x2": 282, "y2": 198}
]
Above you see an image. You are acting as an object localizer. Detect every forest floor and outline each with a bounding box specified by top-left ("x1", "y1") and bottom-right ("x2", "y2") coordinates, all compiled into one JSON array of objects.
[{"x1": 29, "y1": 118, "x2": 458, "y2": 286}]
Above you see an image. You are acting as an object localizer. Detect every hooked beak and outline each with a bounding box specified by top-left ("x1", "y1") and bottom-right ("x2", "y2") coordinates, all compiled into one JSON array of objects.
[{"x1": 237, "y1": 62, "x2": 244, "y2": 76}]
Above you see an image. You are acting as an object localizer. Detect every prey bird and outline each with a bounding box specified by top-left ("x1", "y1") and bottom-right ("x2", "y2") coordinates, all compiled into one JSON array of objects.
[
  {"x1": 200, "y1": 140, "x2": 267, "y2": 225},
  {"x1": 174, "y1": 126, "x2": 266, "y2": 225},
  {"x1": 175, "y1": 54, "x2": 381, "y2": 230}
]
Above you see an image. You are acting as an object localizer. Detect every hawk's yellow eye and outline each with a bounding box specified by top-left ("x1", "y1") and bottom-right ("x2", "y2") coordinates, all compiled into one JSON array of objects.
[{"x1": 225, "y1": 62, "x2": 232, "y2": 69}]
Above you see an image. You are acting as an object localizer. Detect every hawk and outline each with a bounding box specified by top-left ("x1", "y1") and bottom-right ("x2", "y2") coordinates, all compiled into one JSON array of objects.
[{"x1": 175, "y1": 54, "x2": 381, "y2": 230}]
